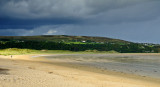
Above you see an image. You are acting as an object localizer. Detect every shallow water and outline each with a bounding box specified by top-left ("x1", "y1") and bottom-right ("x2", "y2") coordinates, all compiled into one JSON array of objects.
[{"x1": 44, "y1": 54, "x2": 160, "y2": 79}]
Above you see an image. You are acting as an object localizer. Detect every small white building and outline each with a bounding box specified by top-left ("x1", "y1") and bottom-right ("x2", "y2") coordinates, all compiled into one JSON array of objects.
[{"x1": 82, "y1": 41, "x2": 86, "y2": 43}]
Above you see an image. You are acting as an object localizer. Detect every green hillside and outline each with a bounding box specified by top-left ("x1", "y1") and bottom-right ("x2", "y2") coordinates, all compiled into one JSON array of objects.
[
  {"x1": 0, "y1": 35, "x2": 160, "y2": 53},
  {"x1": 0, "y1": 35, "x2": 129, "y2": 44}
]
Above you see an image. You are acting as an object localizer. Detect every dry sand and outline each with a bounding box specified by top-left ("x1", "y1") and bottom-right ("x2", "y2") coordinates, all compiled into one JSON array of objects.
[{"x1": 0, "y1": 54, "x2": 160, "y2": 87}]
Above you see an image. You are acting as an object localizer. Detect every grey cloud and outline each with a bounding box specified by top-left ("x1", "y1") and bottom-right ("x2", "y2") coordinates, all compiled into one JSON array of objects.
[
  {"x1": 0, "y1": 0, "x2": 159, "y2": 23},
  {"x1": 0, "y1": 0, "x2": 88, "y2": 19},
  {"x1": 1, "y1": 0, "x2": 160, "y2": 44},
  {"x1": 85, "y1": 0, "x2": 151, "y2": 15},
  {"x1": 87, "y1": 1, "x2": 160, "y2": 24}
]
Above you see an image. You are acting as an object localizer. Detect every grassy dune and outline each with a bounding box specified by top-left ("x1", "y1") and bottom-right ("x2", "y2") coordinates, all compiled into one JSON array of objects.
[
  {"x1": 0, "y1": 48, "x2": 39, "y2": 55},
  {"x1": 0, "y1": 48, "x2": 118, "y2": 55}
]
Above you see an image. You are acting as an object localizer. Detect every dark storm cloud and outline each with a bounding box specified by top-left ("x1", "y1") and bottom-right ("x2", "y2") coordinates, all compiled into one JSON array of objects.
[
  {"x1": 1, "y1": 0, "x2": 160, "y2": 28},
  {"x1": 0, "y1": 17, "x2": 81, "y2": 29},
  {"x1": 0, "y1": 0, "x2": 158, "y2": 21},
  {"x1": 0, "y1": 0, "x2": 160, "y2": 43}
]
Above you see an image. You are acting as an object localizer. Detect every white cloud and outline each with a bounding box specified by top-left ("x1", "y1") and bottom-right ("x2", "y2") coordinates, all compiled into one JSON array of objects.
[{"x1": 44, "y1": 30, "x2": 57, "y2": 35}]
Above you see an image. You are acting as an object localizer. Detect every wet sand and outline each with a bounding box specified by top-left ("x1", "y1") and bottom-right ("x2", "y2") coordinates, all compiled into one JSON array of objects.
[
  {"x1": 0, "y1": 54, "x2": 160, "y2": 87},
  {"x1": 45, "y1": 54, "x2": 160, "y2": 79}
]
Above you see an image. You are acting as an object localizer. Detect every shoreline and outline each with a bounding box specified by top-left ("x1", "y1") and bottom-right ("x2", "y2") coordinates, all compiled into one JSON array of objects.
[
  {"x1": 39, "y1": 53, "x2": 160, "y2": 79},
  {"x1": 38, "y1": 54, "x2": 160, "y2": 84},
  {"x1": 0, "y1": 54, "x2": 160, "y2": 87}
]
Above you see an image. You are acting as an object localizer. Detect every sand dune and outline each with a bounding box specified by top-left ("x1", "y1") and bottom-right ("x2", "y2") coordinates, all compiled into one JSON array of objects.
[{"x1": 0, "y1": 54, "x2": 160, "y2": 87}]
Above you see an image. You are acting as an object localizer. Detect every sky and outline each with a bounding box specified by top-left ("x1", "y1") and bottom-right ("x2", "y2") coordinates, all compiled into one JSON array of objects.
[{"x1": 0, "y1": 0, "x2": 160, "y2": 43}]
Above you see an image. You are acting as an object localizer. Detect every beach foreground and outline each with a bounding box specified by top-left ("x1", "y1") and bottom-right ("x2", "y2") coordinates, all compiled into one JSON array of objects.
[{"x1": 0, "y1": 54, "x2": 160, "y2": 87}]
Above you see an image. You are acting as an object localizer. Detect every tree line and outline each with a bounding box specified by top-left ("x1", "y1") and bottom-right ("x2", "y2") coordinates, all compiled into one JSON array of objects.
[{"x1": 0, "y1": 41, "x2": 160, "y2": 53}]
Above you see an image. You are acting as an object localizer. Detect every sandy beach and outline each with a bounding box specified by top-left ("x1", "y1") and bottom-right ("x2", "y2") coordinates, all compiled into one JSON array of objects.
[{"x1": 0, "y1": 54, "x2": 160, "y2": 87}]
